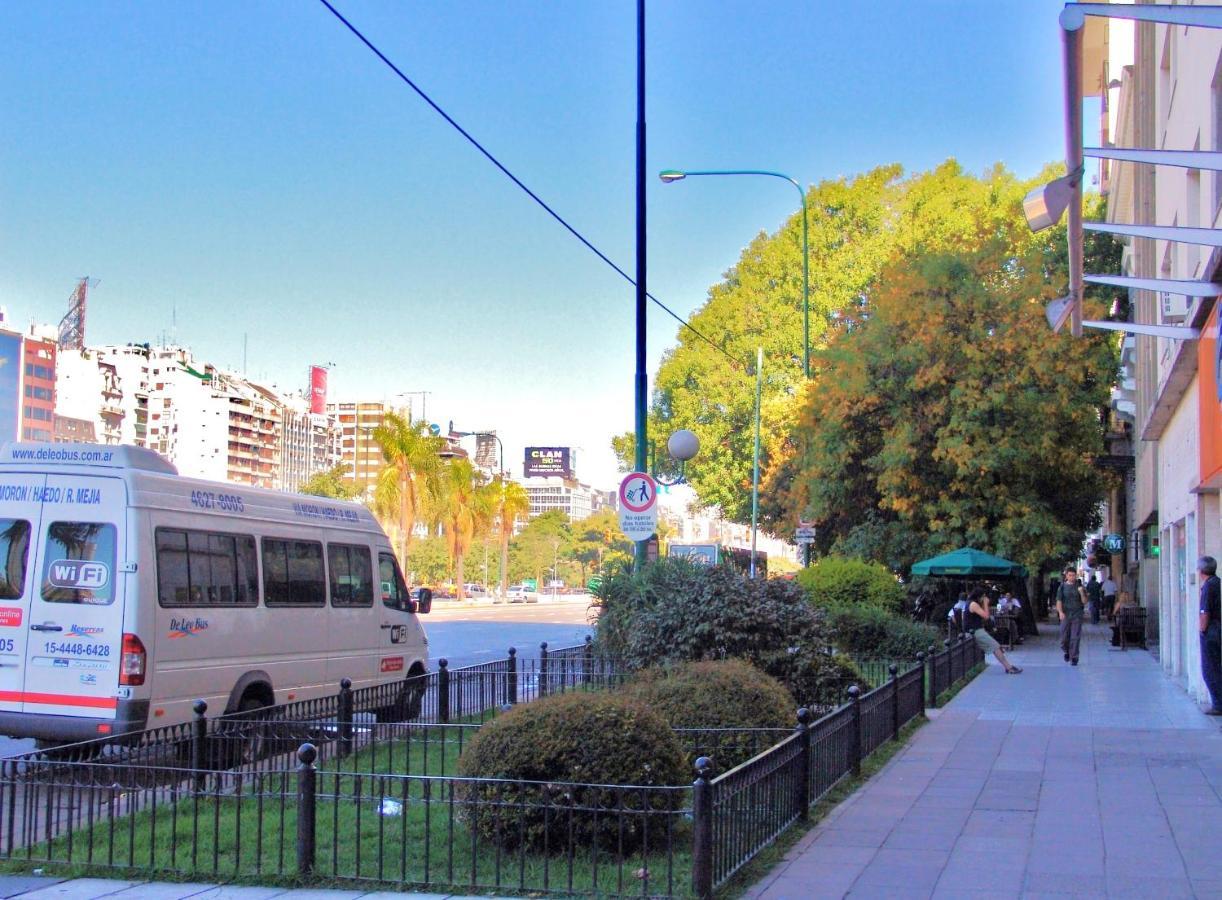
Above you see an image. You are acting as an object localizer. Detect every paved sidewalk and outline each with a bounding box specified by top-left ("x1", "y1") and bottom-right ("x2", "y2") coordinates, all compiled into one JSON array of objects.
[
  {"x1": 746, "y1": 622, "x2": 1222, "y2": 899},
  {"x1": 0, "y1": 876, "x2": 501, "y2": 899}
]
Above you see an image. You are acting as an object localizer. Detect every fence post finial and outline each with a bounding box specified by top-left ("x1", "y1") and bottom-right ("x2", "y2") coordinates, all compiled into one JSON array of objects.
[
  {"x1": 191, "y1": 699, "x2": 208, "y2": 793},
  {"x1": 692, "y1": 756, "x2": 715, "y2": 899},
  {"x1": 296, "y1": 743, "x2": 318, "y2": 878},
  {"x1": 796, "y1": 708, "x2": 812, "y2": 817},
  {"x1": 438, "y1": 659, "x2": 450, "y2": 724},
  {"x1": 338, "y1": 678, "x2": 354, "y2": 759},
  {"x1": 847, "y1": 684, "x2": 862, "y2": 776}
]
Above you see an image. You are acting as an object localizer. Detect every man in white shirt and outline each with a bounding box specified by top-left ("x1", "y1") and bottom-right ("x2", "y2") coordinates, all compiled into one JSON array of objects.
[{"x1": 1101, "y1": 575, "x2": 1118, "y2": 621}]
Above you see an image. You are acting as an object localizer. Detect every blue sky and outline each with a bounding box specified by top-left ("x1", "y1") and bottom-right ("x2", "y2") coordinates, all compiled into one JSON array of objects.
[{"x1": 0, "y1": 0, "x2": 1070, "y2": 489}]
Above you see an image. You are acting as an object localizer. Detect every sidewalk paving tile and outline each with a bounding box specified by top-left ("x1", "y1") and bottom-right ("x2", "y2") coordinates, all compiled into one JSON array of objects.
[
  {"x1": 18, "y1": 880, "x2": 143, "y2": 898},
  {"x1": 167, "y1": 889, "x2": 286, "y2": 899},
  {"x1": 107, "y1": 885, "x2": 228, "y2": 899},
  {"x1": 0, "y1": 879, "x2": 63, "y2": 900},
  {"x1": 744, "y1": 621, "x2": 1222, "y2": 899}
]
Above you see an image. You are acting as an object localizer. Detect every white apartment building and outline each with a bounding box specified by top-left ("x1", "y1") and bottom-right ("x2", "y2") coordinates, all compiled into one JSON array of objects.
[
  {"x1": 55, "y1": 348, "x2": 125, "y2": 445},
  {"x1": 279, "y1": 393, "x2": 342, "y2": 493},
  {"x1": 94, "y1": 344, "x2": 153, "y2": 447},
  {"x1": 1097, "y1": 1, "x2": 1222, "y2": 705},
  {"x1": 327, "y1": 401, "x2": 392, "y2": 493},
  {"x1": 525, "y1": 477, "x2": 596, "y2": 522}
]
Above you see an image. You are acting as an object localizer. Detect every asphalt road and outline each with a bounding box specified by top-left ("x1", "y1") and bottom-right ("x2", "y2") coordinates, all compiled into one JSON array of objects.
[
  {"x1": 423, "y1": 596, "x2": 596, "y2": 667},
  {"x1": 0, "y1": 597, "x2": 596, "y2": 757}
]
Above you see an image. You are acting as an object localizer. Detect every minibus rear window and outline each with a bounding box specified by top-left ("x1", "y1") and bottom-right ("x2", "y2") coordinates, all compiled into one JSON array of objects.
[
  {"x1": 262, "y1": 539, "x2": 325, "y2": 607},
  {"x1": 0, "y1": 519, "x2": 30, "y2": 600},
  {"x1": 40, "y1": 522, "x2": 117, "y2": 605},
  {"x1": 328, "y1": 544, "x2": 373, "y2": 607},
  {"x1": 156, "y1": 528, "x2": 259, "y2": 607}
]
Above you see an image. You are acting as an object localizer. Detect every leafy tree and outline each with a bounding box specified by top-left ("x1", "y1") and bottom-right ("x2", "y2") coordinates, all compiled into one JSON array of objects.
[
  {"x1": 796, "y1": 557, "x2": 905, "y2": 612},
  {"x1": 614, "y1": 161, "x2": 1122, "y2": 540},
  {"x1": 488, "y1": 476, "x2": 530, "y2": 596},
  {"x1": 508, "y1": 511, "x2": 572, "y2": 587},
  {"x1": 764, "y1": 203, "x2": 1119, "y2": 575},
  {"x1": 404, "y1": 535, "x2": 450, "y2": 586},
  {"x1": 572, "y1": 508, "x2": 633, "y2": 583},
  {"x1": 371, "y1": 413, "x2": 442, "y2": 567},
  {"x1": 435, "y1": 458, "x2": 489, "y2": 601},
  {"x1": 613, "y1": 164, "x2": 907, "y2": 520},
  {"x1": 299, "y1": 464, "x2": 359, "y2": 500}
]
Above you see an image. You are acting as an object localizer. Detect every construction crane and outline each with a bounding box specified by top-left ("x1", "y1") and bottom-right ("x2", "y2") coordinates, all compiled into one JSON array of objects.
[{"x1": 58, "y1": 277, "x2": 93, "y2": 351}]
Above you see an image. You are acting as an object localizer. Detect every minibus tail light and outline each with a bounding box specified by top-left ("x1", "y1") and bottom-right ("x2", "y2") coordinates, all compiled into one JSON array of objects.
[{"x1": 120, "y1": 633, "x2": 146, "y2": 686}]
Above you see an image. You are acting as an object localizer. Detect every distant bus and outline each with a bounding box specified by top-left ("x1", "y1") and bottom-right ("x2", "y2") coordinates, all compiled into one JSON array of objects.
[
  {"x1": 0, "y1": 442, "x2": 431, "y2": 747},
  {"x1": 669, "y1": 543, "x2": 767, "y2": 577}
]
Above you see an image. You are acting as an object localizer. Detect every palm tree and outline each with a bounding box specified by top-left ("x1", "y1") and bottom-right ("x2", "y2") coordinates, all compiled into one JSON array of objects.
[
  {"x1": 371, "y1": 412, "x2": 442, "y2": 568},
  {"x1": 437, "y1": 458, "x2": 488, "y2": 601},
  {"x1": 492, "y1": 477, "x2": 531, "y2": 597}
]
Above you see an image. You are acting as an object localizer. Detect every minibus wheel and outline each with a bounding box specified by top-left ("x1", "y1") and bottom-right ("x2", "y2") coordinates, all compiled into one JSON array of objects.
[
  {"x1": 214, "y1": 696, "x2": 272, "y2": 769},
  {"x1": 376, "y1": 671, "x2": 426, "y2": 723}
]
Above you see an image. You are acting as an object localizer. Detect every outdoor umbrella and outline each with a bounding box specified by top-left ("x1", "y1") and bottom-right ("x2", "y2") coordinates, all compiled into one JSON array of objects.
[{"x1": 911, "y1": 547, "x2": 1036, "y2": 636}]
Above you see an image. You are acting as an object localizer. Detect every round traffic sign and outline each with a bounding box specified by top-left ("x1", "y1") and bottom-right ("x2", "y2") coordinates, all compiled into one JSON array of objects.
[{"x1": 619, "y1": 472, "x2": 657, "y2": 513}]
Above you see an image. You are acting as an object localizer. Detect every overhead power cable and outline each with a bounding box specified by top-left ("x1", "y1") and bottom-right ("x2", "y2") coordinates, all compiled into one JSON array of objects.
[{"x1": 315, "y1": 0, "x2": 741, "y2": 368}]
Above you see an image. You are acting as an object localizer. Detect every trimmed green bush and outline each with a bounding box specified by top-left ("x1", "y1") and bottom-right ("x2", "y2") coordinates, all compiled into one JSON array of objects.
[
  {"x1": 797, "y1": 556, "x2": 905, "y2": 612},
  {"x1": 594, "y1": 558, "x2": 829, "y2": 668},
  {"x1": 625, "y1": 660, "x2": 794, "y2": 768},
  {"x1": 758, "y1": 647, "x2": 864, "y2": 711},
  {"x1": 825, "y1": 603, "x2": 940, "y2": 660},
  {"x1": 455, "y1": 692, "x2": 686, "y2": 852}
]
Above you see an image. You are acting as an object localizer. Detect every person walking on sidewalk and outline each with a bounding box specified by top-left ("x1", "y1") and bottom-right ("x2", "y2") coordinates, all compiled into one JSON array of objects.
[
  {"x1": 1057, "y1": 566, "x2": 1087, "y2": 665},
  {"x1": 1198, "y1": 556, "x2": 1222, "y2": 716},
  {"x1": 1086, "y1": 572, "x2": 1102, "y2": 625},
  {"x1": 1101, "y1": 573, "x2": 1118, "y2": 622},
  {"x1": 964, "y1": 586, "x2": 1023, "y2": 674}
]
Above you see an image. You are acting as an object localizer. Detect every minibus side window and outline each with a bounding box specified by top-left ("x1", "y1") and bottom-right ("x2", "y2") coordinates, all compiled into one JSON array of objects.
[
  {"x1": 328, "y1": 544, "x2": 373, "y2": 607},
  {"x1": 379, "y1": 553, "x2": 408, "y2": 611},
  {"x1": 0, "y1": 520, "x2": 30, "y2": 600},
  {"x1": 262, "y1": 538, "x2": 325, "y2": 607},
  {"x1": 41, "y1": 522, "x2": 117, "y2": 605},
  {"x1": 156, "y1": 528, "x2": 259, "y2": 607}
]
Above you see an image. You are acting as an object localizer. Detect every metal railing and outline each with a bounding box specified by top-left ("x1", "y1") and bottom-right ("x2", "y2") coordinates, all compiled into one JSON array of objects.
[
  {"x1": 0, "y1": 635, "x2": 986, "y2": 898},
  {"x1": 691, "y1": 637, "x2": 985, "y2": 897}
]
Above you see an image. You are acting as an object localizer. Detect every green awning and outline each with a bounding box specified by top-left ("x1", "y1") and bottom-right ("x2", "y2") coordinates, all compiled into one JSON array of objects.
[{"x1": 910, "y1": 547, "x2": 1028, "y2": 578}]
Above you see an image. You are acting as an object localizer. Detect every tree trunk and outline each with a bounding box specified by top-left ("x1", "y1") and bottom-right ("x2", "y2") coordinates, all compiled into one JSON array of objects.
[
  {"x1": 456, "y1": 551, "x2": 465, "y2": 601},
  {"x1": 500, "y1": 523, "x2": 510, "y2": 596},
  {"x1": 398, "y1": 471, "x2": 410, "y2": 568}
]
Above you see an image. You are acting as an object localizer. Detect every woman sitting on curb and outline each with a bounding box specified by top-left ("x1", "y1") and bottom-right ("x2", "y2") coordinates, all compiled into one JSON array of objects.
[{"x1": 964, "y1": 586, "x2": 1023, "y2": 674}]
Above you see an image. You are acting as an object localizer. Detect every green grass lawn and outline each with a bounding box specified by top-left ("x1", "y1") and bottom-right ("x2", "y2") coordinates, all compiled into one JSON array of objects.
[{"x1": 8, "y1": 724, "x2": 694, "y2": 898}]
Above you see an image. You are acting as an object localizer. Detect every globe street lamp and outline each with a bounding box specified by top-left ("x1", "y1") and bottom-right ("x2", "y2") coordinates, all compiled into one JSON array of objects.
[{"x1": 649, "y1": 428, "x2": 700, "y2": 487}]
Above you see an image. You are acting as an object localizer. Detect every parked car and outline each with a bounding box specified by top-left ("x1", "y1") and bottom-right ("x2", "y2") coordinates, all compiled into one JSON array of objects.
[{"x1": 506, "y1": 584, "x2": 533, "y2": 603}]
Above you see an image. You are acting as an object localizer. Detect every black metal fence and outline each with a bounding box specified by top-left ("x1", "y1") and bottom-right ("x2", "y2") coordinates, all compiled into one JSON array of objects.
[
  {"x1": 691, "y1": 637, "x2": 984, "y2": 897},
  {"x1": 0, "y1": 636, "x2": 984, "y2": 897}
]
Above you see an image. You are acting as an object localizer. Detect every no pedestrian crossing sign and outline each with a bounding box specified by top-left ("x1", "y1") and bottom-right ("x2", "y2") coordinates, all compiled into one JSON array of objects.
[{"x1": 618, "y1": 471, "x2": 659, "y2": 541}]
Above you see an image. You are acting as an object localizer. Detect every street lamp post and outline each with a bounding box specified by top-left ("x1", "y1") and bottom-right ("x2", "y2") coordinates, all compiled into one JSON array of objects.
[
  {"x1": 660, "y1": 168, "x2": 811, "y2": 567},
  {"x1": 658, "y1": 169, "x2": 809, "y2": 379},
  {"x1": 750, "y1": 348, "x2": 763, "y2": 579}
]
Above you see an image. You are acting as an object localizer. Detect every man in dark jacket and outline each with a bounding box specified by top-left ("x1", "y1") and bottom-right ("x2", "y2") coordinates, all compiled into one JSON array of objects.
[
  {"x1": 1057, "y1": 566, "x2": 1087, "y2": 665},
  {"x1": 1198, "y1": 556, "x2": 1222, "y2": 716},
  {"x1": 1086, "y1": 573, "x2": 1102, "y2": 625}
]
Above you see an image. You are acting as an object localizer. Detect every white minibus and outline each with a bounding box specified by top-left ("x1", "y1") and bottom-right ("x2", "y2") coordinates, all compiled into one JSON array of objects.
[{"x1": 0, "y1": 442, "x2": 431, "y2": 746}]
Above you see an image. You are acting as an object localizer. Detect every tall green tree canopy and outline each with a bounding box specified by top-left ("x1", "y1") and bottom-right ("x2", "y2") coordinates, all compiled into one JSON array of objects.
[
  {"x1": 762, "y1": 189, "x2": 1120, "y2": 574},
  {"x1": 616, "y1": 164, "x2": 905, "y2": 520},
  {"x1": 616, "y1": 160, "x2": 1119, "y2": 539}
]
